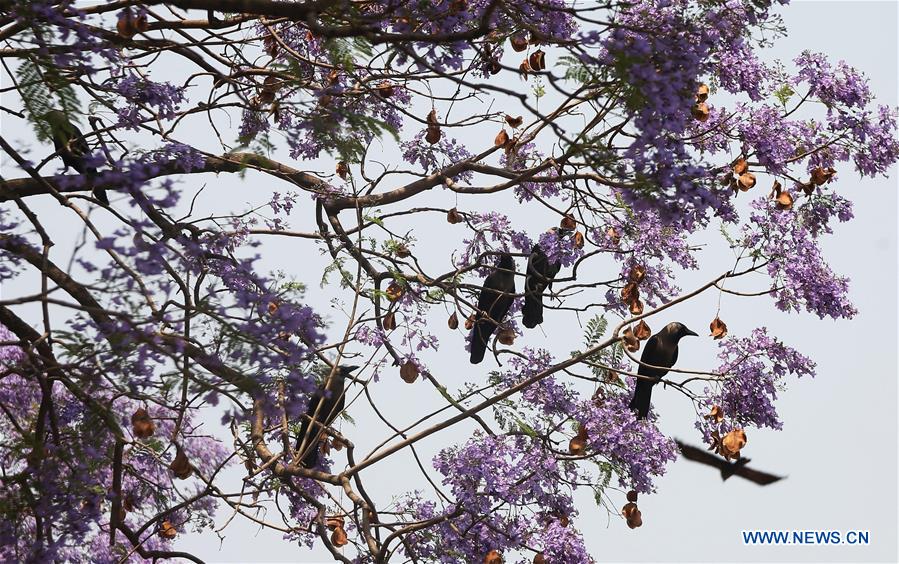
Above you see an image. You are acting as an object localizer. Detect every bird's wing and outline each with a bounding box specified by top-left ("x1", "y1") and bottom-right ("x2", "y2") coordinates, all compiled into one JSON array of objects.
[
  {"x1": 735, "y1": 466, "x2": 785, "y2": 485},
  {"x1": 676, "y1": 441, "x2": 727, "y2": 469},
  {"x1": 638, "y1": 335, "x2": 663, "y2": 377}
]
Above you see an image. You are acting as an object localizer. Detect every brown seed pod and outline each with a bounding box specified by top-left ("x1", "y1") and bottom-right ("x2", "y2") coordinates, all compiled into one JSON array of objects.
[
  {"x1": 568, "y1": 435, "x2": 587, "y2": 456},
  {"x1": 560, "y1": 214, "x2": 577, "y2": 230},
  {"x1": 634, "y1": 320, "x2": 651, "y2": 340},
  {"x1": 691, "y1": 101, "x2": 710, "y2": 122},
  {"x1": 622, "y1": 502, "x2": 638, "y2": 520},
  {"x1": 496, "y1": 327, "x2": 515, "y2": 346},
  {"x1": 519, "y1": 58, "x2": 531, "y2": 75},
  {"x1": 533, "y1": 553, "x2": 546, "y2": 564},
  {"x1": 131, "y1": 408, "x2": 155, "y2": 439},
  {"x1": 528, "y1": 49, "x2": 546, "y2": 71},
  {"x1": 447, "y1": 207, "x2": 463, "y2": 224},
  {"x1": 382, "y1": 311, "x2": 397, "y2": 331},
  {"x1": 400, "y1": 361, "x2": 419, "y2": 383},
  {"x1": 464, "y1": 313, "x2": 476, "y2": 330},
  {"x1": 626, "y1": 490, "x2": 638, "y2": 503},
  {"x1": 331, "y1": 525, "x2": 349, "y2": 547},
  {"x1": 709, "y1": 316, "x2": 728, "y2": 339},
  {"x1": 629, "y1": 299, "x2": 644, "y2": 316},
  {"x1": 620, "y1": 282, "x2": 639, "y2": 305},
  {"x1": 169, "y1": 447, "x2": 192, "y2": 480},
  {"x1": 494, "y1": 129, "x2": 510, "y2": 147},
  {"x1": 775, "y1": 190, "x2": 794, "y2": 210},
  {"x1": 810, "y1": 166, "x2": 836, "y2": 186},
  {"x1": 509, "y1": 33, "x2": 528, "y2": 52},
  {"x1": 426, "y1": 125, "x2": 441, "y2": 144},
  {"x1": 336, "y1": 161, "x2": 349, "y2": 179},
  {"x1": 574, "y1": 230, "x2": 585, "y2": 249},
  {"x1": 385, "y1": 281, "x2": 404, "y2": 302},
  {"x1": 159, "y1": 520, "x2": 177, "y2": 539},
  {"x1": 376, "y1": 81, "x2": 395, "y2": 98},
  {"x1": 733, "y1": 158, "x2": 749, "y2": 176},
  {"x1": 706, "y1": 405, "x2": 725, "y2": 423},
  {"x1": 622, "y1": 327, "x2": 640, "y2": 353},
  {"x1": 484, "y1": 550, "x2": 503, "y2": 564},
  {"x1": 628, "y1": 265, "x2": 646, "y2": 284},
  {"x1": 448, "y1": 311, "x2": 459, "y2": 329},
  {"x1": 696, "y1": 83, "x2": 710, "y2": 102},
  {"x1": 738, "y1": 172, "x2": 756, "y2": 191},
  {"x1": 505, "y1": 115, "x2": 524, "y2": 128}
]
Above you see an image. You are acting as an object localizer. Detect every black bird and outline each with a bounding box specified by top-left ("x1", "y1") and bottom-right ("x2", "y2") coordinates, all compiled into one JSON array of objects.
[
  {"x1": 676, "y1": 440, "x2": 784, "y2": 485},
  {"x1": 629, "y1": 321, "x2": 698, "y2": 419},
  {"x1": 469, "y1": 253, "x2": 516, "y2": 364},
  {"x1": 522, "y1": 243, "x2": 562, "y2": 329},
  {"x1": 41, "y1": 110, "x2": 108, "y2": 205},
  {"x1": 295, "y1": 365, "x2": 356, "y2": 468}
]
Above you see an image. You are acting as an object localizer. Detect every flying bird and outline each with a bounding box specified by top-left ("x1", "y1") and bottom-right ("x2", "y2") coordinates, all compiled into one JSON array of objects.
[
  {"x1": 41, "y1": 109, "x2": 108, "y2": 205},
  {"x1": 629, "y1": 321, "x2": 698, "y2": 419},
  {"x1": 469, "y1": 253, "x2": 516, "y2": 364},
  {"x1": 295, "y1": 365, "x2": 356, "y2": 468},
  {"x1": 676, "y1": 440, "x2": 784, "y2": 485},
  {"x1": 521, "y1": 243, "x2": 561, "y2": 329}
]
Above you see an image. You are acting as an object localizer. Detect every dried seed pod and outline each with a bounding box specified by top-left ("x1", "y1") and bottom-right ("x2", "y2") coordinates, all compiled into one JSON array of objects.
[
  {"x1": 385, "y1": 281, "x2": 404, "y2": 302},
  {"x1": 622, "y1": 327, "x2": 640, "y2": 352},
  {"x1": 505, "y1": 115, "x2": 524, "y2": 128},
  {"x1": 606, "y1": 226, "x2": 621, "y2": 245},
  {"x1": 331, "y1": 525, "x2": 348, "y2": 547},
  {"x1": 494, "y1": 129, "x2": 510, "y2": 147},
  {"x1": 560, "y1": 214, "x2": 576, "y2": 230},
  {"x1": 448, "y1": 311, "x2": 459, "y2": 329},
  {"x1": 629, "y1": 299, "x2": 644, "y2": 316},
  {"x1": 464, "y1": 313, "x2": 476, "y2": 330},
  {"x1": 484, "y1": 550, "x2": 503, "y2": 564},
  {"x1": 733, "y1": 158, "x2": 749, "y2": 176},
  {"x1": 131, "y1": 408, "x2": 155, "y2": 439},
  {"x1": 622, "y1": 502, "x2": 638, "y2": 519},
  {"x1": 696, "y1": 83, "x2": 710, "y2": 102},
  {"x1": 634, "y1": 320, "x2": 651, "y2": 340},
  {"x1": 376, "y1": 81, "x2": 395, "y2": 98},
  {"x1": 570, "y1": 231, "x2": 583, "y2": 250},
  {"x1": 775, "y1": 190, "x2": 794, "y2": 210},
  {"x1": 738, "y1": 172, "x2": 756, "y2": 191},
  {"x1": 400, "y1": 360, "x2": 419, "y2": 383},
  {"x1": 533, "y1": 553, "x2": 546, "y2": 564},
  {"x1": 509, "y1": 33, "x2": 528, "y2": 52},
  {"x1": 720, "y1": 428, "x2": 747, "y2": 459},
  {"x1": 425, "y1": 109, "x2": 441, "y2": 144},
  {"x1": 496, "y1": 327, "x2": 515, "y2": 346},
  {"x1": 169, "y1": 447, "x2": 192, "y2": 480},
  {"x1": 447, "y1": 207, "x2": 463, "y2": 224},
  {"x1": 528, "y1": 50, "x2": 546, "y2": 71},
  {"x1": 382, "y1": 311, "x2": 397, "y2": 331},
  {"x1": 519, "y1": 58, "x2": 531, "y2": 75},
  {"x1": 628, "y1": 265, "x2": 646, "y2": 284},
  {"x1": 159, "y1": 520, "x2": 177, "y2": 539},
  {"x1": 691, "y1": 101, "x2": 710, "y2": 122},
  {"x1": 326, "y1": 516, "x2": 345, "y2": 530},
  {"x1": 336, "y1": 161, "x2": 349, "y2": 179},
  {"x1": 706, "y1": 405, "x2": 725, "y2": 423},
  {"x1": 626, "y1": 490, "x2": 638, "y2": 503},
  {"x1": 620, "y1": 282, "x2": 639, "y2": 305},
  {"x1": 709, "y1": 316, "x2": 728, "y2": 339},
  {"x1": 810, "y1": 166, "x2": 836, "y2": 185},
  {"x1": 568, "y1": 435, "x2": 587, "y2": 456}
]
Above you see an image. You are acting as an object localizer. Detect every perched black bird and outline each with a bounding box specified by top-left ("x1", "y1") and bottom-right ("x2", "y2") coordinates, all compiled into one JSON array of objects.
[
  {"x1": 522, "y1": 243, "x2": 561, "y2": 329},
  {"x1": 41, "y1": 110, "x2": 108, "y2": 205},
  {"x1": 676, "y1": 440, "x2": 784, "y2": 485},
  {"x1": 629, "y1": 321, "x2": 698, "y2": 419},
  {"x1": 295, "y1": 365, "x2": 356, "y2": 468},
  {"x1": 469, "y1": 253, "x2": 516, "y2": 364}
]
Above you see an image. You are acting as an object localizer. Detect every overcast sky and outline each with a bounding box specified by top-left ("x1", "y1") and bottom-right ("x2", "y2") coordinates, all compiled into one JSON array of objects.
[{"x1": 1, "y1": 1, "x2": 896, "y2": 563}]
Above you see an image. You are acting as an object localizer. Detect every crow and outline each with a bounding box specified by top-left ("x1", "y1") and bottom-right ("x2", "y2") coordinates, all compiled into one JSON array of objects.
[
  {"x1": 41, "y1": 110, "x2": 108, "y2": 205},
  {"x1": 522, "y1": 243, "x2": 561, "y2": 329},
  {"x1": 295, "y1": 365, "x2": 356, "y2": 468},
  {"x1": 676, "y1": 440, "x2": 784, "y2": 485},
  {"x1": 629, "y1": 321, "x2": 697, "y2": 419},
  {"x1": 469, "y1": 253, "x2": 516, "y2": 364}
]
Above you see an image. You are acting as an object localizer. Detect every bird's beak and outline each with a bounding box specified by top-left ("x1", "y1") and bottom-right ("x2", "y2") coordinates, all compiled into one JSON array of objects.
[{"x1": 684, "y1": 328, "x2": 698, "y2": 337}]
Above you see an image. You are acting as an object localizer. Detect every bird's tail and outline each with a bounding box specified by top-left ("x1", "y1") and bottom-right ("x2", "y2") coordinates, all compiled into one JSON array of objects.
[
  {"x1": 521, "y1": 293, "x2": 542, "y2": 329},
  {"x1": 469, "y1": 319, "x2": 494, "y2": 364},
  {"x1": 629, "y1": 378, "x2": 653, "y2": 420}
]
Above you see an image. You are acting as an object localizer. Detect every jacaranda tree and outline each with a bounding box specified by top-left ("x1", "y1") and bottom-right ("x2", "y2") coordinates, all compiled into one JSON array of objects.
[{"x1": 0, "y1": 0, "x2": 896, "y2": 562}]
